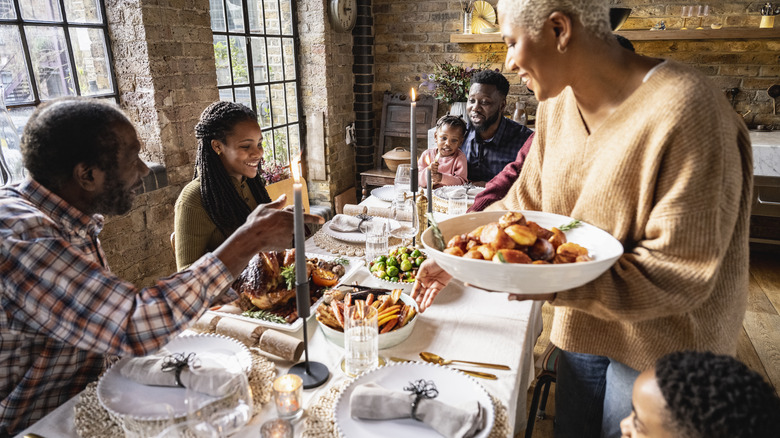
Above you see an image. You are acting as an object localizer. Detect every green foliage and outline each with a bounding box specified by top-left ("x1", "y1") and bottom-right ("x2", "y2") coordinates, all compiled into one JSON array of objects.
[{"x1": 419, "y1": 55, "x2": 499, "y2": 104}]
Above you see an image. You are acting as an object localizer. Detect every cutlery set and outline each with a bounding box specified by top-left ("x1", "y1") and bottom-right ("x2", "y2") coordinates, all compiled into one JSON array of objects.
[{"x1": 388, "y1": 353, "x2": 510, "y2": 380}]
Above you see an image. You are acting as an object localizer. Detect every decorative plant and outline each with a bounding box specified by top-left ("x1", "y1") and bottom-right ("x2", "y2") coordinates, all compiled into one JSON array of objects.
[
  {"x1": 260, "y1": 160, "x2": 291, "y2": 185},
  {"x1": 418, "y1": 56, "x2": 499, "y2": 104}
]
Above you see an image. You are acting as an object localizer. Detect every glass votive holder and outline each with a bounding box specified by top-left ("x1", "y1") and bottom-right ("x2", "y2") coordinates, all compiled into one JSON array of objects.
[
  {"x1": 272, "y1": 374, "x2": 303, "y2": 420},
  {"x1": 260, "y1": 418, "x2": 293, "y2": 438}
]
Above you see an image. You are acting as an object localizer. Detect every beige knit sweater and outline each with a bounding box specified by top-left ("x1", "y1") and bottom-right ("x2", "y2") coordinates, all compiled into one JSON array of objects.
[{"x1": 487, "y1": 61, "x2": 753, "y2": 371}]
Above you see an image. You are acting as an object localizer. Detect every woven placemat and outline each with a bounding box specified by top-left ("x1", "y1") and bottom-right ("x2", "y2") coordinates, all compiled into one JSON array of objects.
[
  {"x1": 74, "y1": 348, "x2": 275, "y2": 438},
  {"x1": 302, "y1": 381, "x2": 512, "y2": 438},
  {"x1": 312, "y1": 230, "x2": 403, "y2": 257}
]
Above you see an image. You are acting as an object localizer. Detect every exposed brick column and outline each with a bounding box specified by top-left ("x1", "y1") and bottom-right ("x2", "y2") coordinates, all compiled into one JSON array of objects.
[{"x1": 353, "y1": 0, "x2": 375, "y2": 173}]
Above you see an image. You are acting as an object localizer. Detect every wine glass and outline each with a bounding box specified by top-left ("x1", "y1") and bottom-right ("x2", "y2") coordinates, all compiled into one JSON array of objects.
[
  {"x1": 680, "y1": 6, "x2": 692, "y2": 29},
  {"x1": 389, "y1": 197, "x2": 418, "y2": 246},
  {"x1": 696, "y1": 5, "x2": 709, "y2": 29},
  {"x1": 394, "y1": 164, "x2": 412, "y2": 204},
  {"x1": 186, "y1": 371, "x2": 253, "y2": 437}
]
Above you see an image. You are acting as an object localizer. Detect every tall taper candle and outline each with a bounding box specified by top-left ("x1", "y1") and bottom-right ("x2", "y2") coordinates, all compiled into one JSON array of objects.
[
  {"x1": 426, "y1": 168, "x2": 433, "y2": 215},
  {"x1": 291, "y1": 158, "x2": 309, "y2": 319},
  {"x1": 410, "y1": 88, "x2": 418, "y2": 194}
]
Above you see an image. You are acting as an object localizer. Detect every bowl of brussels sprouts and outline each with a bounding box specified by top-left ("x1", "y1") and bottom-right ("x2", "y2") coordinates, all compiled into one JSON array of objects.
[{"x1": 366, "y1": 247, "x2": 427, "y2": 290}]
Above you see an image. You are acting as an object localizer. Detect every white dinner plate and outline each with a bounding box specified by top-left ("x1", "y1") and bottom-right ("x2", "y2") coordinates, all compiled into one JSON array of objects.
[
  {"x1": 209, "y1": 254, "x2": 362, "y2": 332},
  {"x1": 97, "y1": 334, "x2": 252, "y2": 420},
  {"x1": 322, "y1": 221, "x2": 367, "y2": 243},
  {"x1": 334, "y1": 362, "x2": 495, "y2": 437},
  {"x1": 433, "y1": 185, "x2": 485, "y2": 200},
  {"x1": 371, "y1": 185, "x2": 396, "y2": 202}
]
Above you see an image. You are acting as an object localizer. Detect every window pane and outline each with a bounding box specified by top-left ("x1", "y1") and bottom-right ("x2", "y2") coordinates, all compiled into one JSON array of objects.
[
  {"x1": 263, "y1": 0, "x2": 280, "y2": 35},
  {"x1": 24, "y1": 26, "x2": 75, "y2": 100},
  {"x1": 0, "y1": 25, "x2": 35, "y2": 105},
  {"x1": 69, "y1": 27, "x2": 112, "y2": 96},
  {"x1": 249, "y1": 37, "x2": 267, "y2": 82},
  {"x1": 230, "y1": 36, "x2": 248, "y2": 84},
  {"x1": 209, "y1": 0, "x2": 226, "y2": 31},
  {"x1": 64, "y1": 0, "x2": 101, "y2": 24},
  {"x1": 213, "y1": 35, "x2": 231, "y2": 86},
  {"x1": 226, "y1": 0, "x2": 244, "y2": 32},
  {"x1": 0, "y1": 0, "x2": 17, "y2": 20},
  {"x1": 288, "y1": 123, "x2": 300, "y2": 158},
  {"x1": 282, "y1": 37, "x2": 295, "y2": 80},
  {"x1": 279, "y1": 0, "x2": 293, "y2": 35},
  {"x1": 218, "y1": 88, "x2": 232, "y2": 101},
  {"x1": 247, "y1": 0, "x2": 264, "y2": 33},
  {"x1": 234, "y1": 86, "x2": 251, "y2": 108},
  {"x1": 20, "y1": 0, "x2": 62, "y2": 21},
  {"x1": 266, "y1": 37, "x2": 283, "y2": 82},
  {"x1": 254, "y1": 85, "x2": 270, "y2": 128},
  {"x1": 262, "y1": 133, "x2": 273, "y2": 163},
  {"x1": 285, "y1": 82, "x2": 297, "y2": 123},
  {"x1": 270, "y1": 82, "x2": 285, "y2": 126},
  {"x1": 271, "y1": 127, "x2": 288, "y2": 165}
]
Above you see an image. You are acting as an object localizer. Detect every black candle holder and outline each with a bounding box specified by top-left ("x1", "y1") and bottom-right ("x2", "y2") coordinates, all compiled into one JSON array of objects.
[{"x1": 288, "y1": 280, "x2": 329, "y2": 389}]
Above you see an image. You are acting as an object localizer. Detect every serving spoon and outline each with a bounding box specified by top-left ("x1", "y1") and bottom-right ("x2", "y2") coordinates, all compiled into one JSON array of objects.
[{"x1": 419, "y1": 352, "x2": 511, "y2": 370}]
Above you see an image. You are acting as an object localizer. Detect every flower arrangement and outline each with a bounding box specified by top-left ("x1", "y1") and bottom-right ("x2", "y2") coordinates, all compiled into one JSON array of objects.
[
  {"x1": 260, "y1": 161, "x2": 290, "y2": 185},
  {"x1": 418, "y1": 57, "x2": 498, "y2": 104}
]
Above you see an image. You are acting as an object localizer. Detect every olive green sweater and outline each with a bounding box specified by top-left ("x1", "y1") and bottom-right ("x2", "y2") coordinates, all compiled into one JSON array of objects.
[
  {"x1": 174, "y1": 177, "x2": 259, "y2": 271},
  {"x1": 488, "y1": 61, "x2": 753, "y2": 370}
]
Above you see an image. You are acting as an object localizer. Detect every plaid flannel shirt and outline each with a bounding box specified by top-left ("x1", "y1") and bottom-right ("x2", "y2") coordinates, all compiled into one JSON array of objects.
[
  {"x1": 0, "y1": 179, "x2": 233, "y2": 436},
  {"x1": 461, "y1": 117, "x2": 534, "y2": 182}
]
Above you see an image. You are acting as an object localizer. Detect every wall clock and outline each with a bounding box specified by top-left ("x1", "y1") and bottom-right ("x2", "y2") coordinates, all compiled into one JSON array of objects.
[{"x1": 329, "y1": 0, "x2": 357, "y2": 33}]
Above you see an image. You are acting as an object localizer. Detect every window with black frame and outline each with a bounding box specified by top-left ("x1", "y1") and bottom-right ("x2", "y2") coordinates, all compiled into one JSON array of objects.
[
  {"x1": 0, "y1": 0, "x2": 118, "y2": 185},
  {"x1": 209, "y1": 0, "x2": 302, "y2": 169}
]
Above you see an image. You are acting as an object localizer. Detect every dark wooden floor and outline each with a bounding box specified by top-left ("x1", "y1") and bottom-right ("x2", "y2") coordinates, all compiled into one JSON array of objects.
[{"x1": 518, "y1": 248, "x2": 780, "y2": 438}]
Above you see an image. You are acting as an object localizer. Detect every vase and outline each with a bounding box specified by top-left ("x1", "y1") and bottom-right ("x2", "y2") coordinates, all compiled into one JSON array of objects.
[
  {"x1": 449, "y1": 101, "x2": 468, "y2": 121},
  {"x1": 463, "y1": 11, "x2": 472, "y2": 34}
]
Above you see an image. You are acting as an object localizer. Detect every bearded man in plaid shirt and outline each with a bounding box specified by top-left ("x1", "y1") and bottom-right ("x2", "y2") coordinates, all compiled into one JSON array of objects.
[{"x1": 0, "y1": 97, "x2": 322, "y2": 436}]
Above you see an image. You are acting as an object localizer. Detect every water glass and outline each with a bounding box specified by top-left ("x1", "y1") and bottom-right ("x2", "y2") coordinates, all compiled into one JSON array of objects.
[
  {"x1": 186, "y1": 372, "x2": 253, "y2": 437},
  {"x1": 344, "y1": 302, "x2": 379, "y2": 377},
  {"x1": 364, "y1": 220, "x2": 389, "y2": 265},
  {"x1": 447, "y1": 191, "x2": 469, "y2": 216},
  {"x1": 394, "y1": 163, "x2": 412, "y2": 204},
  {"x1": 389, "y1": 197, "x2": 419, "y2": 246}
]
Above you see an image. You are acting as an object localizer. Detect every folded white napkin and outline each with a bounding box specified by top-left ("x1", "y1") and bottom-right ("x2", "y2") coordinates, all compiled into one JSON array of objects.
[
  {"x1": 349, "y1": 382, "x2": 485, "y2": 438},
  {"x1": 120, "y1": 348, "x2": 240, "y2": 397},
  {"x1": 438, "y1": 186, "x2": 468, "y2": 200},
  {"x1": 329, "y1": 214, "x2": 366, "y2": 233}
]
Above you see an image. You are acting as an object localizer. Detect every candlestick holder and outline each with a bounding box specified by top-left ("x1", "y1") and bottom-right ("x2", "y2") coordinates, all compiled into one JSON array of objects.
[{"x1": 288, "y1": 280, "x2": 329, "y2": 389}]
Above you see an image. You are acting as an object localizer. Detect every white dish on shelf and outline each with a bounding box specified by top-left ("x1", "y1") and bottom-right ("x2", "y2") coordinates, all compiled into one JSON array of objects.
[
  {"x1": 97, "y1": 334, "x2": 251, "y2": 420},
  {"x1": 371, "y1": 185, "x2": 396, "y2": 202},
  {"x1": 209, "y1": 254, "x2": 362, "y2": 332},
  {"x1": 322, "y1": 221, "x2": 367, "y2": 243},
  {"x1": 433, "y1": 185, "x2": 485, "y2": 200},
  {"x1": 333, "y1": 362, "x2": 495, "y2": 437}
]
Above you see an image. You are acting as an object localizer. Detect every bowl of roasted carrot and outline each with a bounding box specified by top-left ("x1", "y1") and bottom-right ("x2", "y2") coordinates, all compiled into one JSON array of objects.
[{"x1": 316, "y1": 287, "x2": 418, "y2": 349}]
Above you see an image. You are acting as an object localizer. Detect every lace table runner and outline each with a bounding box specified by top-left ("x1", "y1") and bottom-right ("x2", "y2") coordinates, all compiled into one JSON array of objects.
[
  {"x1": 302, "y1": 381, "x2": 512, "y2": 438},
  {"x1": 74, "y1": 348, "x2": 275, "y2": 438}
]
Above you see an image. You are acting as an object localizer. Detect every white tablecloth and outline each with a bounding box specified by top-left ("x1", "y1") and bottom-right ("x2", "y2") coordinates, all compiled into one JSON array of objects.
[{"x1": 17, "y1": 219, "x2": 543, "y2": 438}]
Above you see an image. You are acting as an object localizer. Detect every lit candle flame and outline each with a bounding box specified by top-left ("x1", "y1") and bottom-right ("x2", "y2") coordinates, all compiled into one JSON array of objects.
[
  {"x1": 291, "y1": 153, "x2": 302, "y2": 183},
  {"x1": 424, "y1": 154, "x2": 431, "y2": 166},
  {"x1": 410, "y1": 88, "x2": 416, "y2": 102}
]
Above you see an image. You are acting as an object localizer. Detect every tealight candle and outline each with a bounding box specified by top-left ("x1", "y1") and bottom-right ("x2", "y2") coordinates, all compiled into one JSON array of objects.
[
  {"x1": 272, "y1": 374, "x2": 303, "y2": 420},
  {"x1": 260, "y1": 418, "x2": 293, "y2": 438}
]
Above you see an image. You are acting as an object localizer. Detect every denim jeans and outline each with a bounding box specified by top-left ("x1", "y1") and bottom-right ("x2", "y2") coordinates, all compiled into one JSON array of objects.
[{"x1": 554, "y1": 350, "x2": 640, "y2": 438}]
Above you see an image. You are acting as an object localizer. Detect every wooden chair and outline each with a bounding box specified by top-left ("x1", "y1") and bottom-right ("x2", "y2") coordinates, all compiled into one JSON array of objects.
[
  {"x1": 525, "y1": 344, "x2": 561, "y2": 438},
  {"x1": 375, "y1": 92, "x2": 438, "y2": 169}
]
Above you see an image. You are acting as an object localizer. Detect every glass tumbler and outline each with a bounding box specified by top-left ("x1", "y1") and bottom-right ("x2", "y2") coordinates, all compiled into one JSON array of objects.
[
  {"x1": 343, "y1": 302, "x2": 379, "y2": 377},
  {"x1": 447, "y1": 190, "x2": 469, "y2": 216},
  {"x1": 364, "y1": 220, "x2": 389, "y2": 266},
  {"x1": 394, "y1": 164, "x2": 412, "y2": 204}
]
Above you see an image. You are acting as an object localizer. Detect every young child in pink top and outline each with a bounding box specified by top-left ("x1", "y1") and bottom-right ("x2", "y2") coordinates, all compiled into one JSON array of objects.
[{"x1": 418, "y1": 115, "x2": 468, "y2": 188}]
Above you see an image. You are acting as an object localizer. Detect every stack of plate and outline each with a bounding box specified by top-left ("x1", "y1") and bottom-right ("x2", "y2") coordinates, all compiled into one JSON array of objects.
[{"x1": 432, "y1": 186, "x2": 485, "y2": 214}]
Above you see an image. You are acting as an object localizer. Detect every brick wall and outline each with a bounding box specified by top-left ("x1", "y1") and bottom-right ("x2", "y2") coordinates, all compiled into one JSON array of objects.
[{"x1": 373, "y1": 0, "x2": 780, "y2": 128}]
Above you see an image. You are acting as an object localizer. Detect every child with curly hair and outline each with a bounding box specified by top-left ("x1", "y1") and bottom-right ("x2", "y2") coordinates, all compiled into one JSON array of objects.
[
  {"x1": 418, "y1": 114, "x2": 468, "y2": 188},
  {"x1": 620, "y1": 350, "x2": 780, "y2": 438}
]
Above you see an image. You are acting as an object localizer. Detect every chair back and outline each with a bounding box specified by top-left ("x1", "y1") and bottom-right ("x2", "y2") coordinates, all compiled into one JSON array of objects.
[{"x1": 266, "y1": 178, "x2": 309, "y2": 213}]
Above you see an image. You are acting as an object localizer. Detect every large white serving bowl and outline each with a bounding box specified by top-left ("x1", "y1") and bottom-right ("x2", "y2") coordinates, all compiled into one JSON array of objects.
[
  {"x1": 318, "y1": 292, "x2": 418, "y2": 350},
  {"x1": 421, "y1": 210, "x2": 624, "y2": 295}
]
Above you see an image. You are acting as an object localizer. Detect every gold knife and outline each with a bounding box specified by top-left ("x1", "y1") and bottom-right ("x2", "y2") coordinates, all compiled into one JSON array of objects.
[{"x1": 389, "y1": 357, "x2": 498, "y2": 380}]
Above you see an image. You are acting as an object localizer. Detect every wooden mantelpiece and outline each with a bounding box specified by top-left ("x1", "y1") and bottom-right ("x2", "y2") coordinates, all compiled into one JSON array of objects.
[{"x1": 450, "y1": 27, "x2": 780, "y2": 43}]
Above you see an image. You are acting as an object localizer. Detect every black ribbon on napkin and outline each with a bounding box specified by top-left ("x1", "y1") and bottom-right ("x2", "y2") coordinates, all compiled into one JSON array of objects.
[
  {"x1": 404, "y1": 379, "x2": 439, "y2": 421},
  {"x1": 356, "y1": 213, "x2": 372, "y2": 233},
  {"x1": 161, "y1": 352, "x2": 198, "y2": 387}
]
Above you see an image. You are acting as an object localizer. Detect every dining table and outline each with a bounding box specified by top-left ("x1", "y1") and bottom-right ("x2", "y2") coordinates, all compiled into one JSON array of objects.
[{"x1": 16, "y1": 194, "x2": 543, "y2": 438}]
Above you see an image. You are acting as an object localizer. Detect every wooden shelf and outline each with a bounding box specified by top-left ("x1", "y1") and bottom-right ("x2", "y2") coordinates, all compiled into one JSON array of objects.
[{"x1": 450, "y1": 27, "x2": 780, "y2": 43}]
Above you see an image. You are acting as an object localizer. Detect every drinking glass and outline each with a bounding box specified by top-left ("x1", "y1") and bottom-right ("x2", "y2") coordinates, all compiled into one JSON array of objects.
[
  {"x1": 154, "y1": 420, "x2": 219, "y2": 438},
  {"x1": 186, "y1": 372, "x2": 253, "y2": 437},
  {"x1": 123, "y1": 403, "x2": 175, "y2": 438},
  {"x1": 680, "y1": 6, "x2": 693, "y2": 29},
  {"x1": 344, "y1": 302, "x2": 379, "y2": 377},
  {"x1": 364, "y1": 220, "x2": 389, "y2": 265},
  {"x1": 447, "y1": 190, "x2": 469, "y2": 216},
  {"x1": 389, "y1": 197, "x2": 418, "y2": 246},
  {"x1": 394, "y1": 164, "x2": 412, "y2": 204},
  {"x1": 696, "y1": 5, "x2": 709, "y2": 29}
]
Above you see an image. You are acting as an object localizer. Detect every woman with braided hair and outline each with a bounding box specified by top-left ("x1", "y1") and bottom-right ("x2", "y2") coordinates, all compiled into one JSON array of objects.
[
  {"x1": 620, "y1": 350, "x2": 780, "y2": 437},
  {"x1": 174, "y1": 101, "x2": 273, "y2": 270}
]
